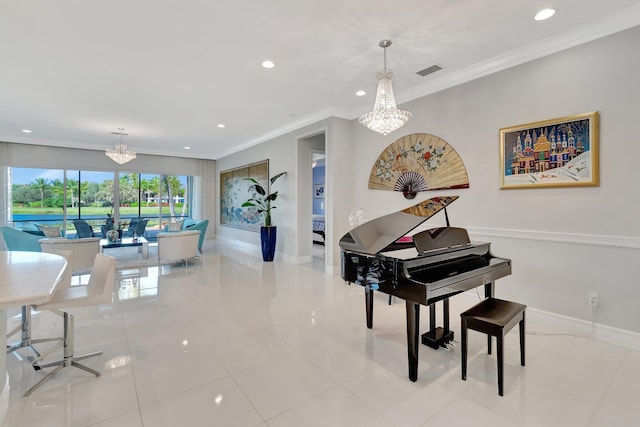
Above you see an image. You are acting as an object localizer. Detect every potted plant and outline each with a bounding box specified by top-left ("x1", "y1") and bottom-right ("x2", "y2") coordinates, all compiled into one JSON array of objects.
[{"x1": 242, "y1": 171, "x2": 286, "y2": 261}]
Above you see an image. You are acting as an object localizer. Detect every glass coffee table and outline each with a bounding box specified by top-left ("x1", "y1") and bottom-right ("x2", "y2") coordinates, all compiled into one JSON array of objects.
[{"x1": 100, "y1": 237, "x2": 149, "y2": 259}]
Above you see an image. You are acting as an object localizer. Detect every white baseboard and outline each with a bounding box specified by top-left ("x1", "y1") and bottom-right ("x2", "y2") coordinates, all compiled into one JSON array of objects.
[
  {"x1": 527, "y1": 306, "x2": 640, "y2": 352},
  {"x1": 215, "y1": 235, "x2": 261, "y2": 257},
  {"x1": 214, "y1": 235, "x2": 311, "y2": 264},
  {"x1": 283, "y1": 254, "x2": 312, "y2": 264},
  {"x1": 455, "y1": 292, "x2": 640, "y2": 351}
]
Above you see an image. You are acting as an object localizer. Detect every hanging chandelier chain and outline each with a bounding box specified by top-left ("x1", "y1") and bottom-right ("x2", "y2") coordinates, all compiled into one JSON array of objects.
[
  {"x1": 383, "y1": 45, "x2": 387, "y2": 70},
  {"x1": 379, "y1": 39, "x2": 391, "y2": 71}
]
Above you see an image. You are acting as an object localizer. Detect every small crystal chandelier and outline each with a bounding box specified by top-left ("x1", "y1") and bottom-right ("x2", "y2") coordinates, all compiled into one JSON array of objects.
[
  {"x1": 106, "y1": 128, "x2": 136, "y2": 164},
  {"x1": 359, "y1": 40, "x2": 411, "y2": 135}
]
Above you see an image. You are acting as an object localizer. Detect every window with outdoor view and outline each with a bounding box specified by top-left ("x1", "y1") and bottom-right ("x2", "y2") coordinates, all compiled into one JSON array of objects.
[{"x1": 9, "y1": 167, "x2": 191, "y2": 240}]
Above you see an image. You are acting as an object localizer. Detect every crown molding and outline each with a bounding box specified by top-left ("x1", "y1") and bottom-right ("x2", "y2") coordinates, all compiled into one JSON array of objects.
[{"x1": 395, "y1": 3, "x2": 640, "y2": 107}]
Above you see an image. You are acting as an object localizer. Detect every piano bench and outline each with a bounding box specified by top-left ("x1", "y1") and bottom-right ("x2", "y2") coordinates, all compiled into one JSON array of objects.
[{"x1": 460, "y1": 298, "x2": 526, "y2": 396}]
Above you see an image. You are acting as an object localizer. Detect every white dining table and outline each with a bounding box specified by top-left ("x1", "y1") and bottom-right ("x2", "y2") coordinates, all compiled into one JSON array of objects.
[{"x1": 0, "y1": 251, "x2": 67, "y2": 422}]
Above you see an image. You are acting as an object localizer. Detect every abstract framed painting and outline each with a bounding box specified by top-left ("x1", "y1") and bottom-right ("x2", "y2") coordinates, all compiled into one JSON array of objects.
[
  {"x1": 499, "y1": 111, "x2": 599, "y2": 189},
  {"x1": 219, "y1": 159, "x2": 269, "y2": 231},
  {"x1": 314, "y1": 184, "x2": 324, "y2": 198}
]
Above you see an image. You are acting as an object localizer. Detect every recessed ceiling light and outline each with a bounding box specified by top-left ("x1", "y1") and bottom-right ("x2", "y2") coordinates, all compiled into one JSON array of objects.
[
  {"x1": 356, "y1": 90, "x2": 366, "y2": 96},
  {"x1": 184, "y1": 146, "x2": 191, "y2": 150},
  {"x1": 535, "y1": 8, "x2": 555, "y2": 21},
  {"x1": 22, "y1": 129, "x2": 32, "y2": 133},
  {"x1": 262, "y1": 60, "x2": 275, "y2": 69},
  {"x1": 217, "y1": 124, "x2": 226, "y2": 128}
]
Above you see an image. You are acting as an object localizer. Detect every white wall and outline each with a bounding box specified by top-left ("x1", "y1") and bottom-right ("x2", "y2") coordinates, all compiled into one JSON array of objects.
[
  {"x1": 218, "y1": 26, "x2": 640, "y2": 334},
  {"x1": 215, "y1": 123, "x2": 314, "y2": 260},
  {"x1": 347, "y1": 26, "x2": 640, "y2": 333},
  {"x1": 326, "y1": 117, "x2": 355, "y2": 268},
  {"x1": 216, "y1": 117, "x2": 355, "y2": 270}
]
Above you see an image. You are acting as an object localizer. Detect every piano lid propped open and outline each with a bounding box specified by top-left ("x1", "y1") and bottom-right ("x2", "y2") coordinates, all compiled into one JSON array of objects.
[{"x1": 339, "y1": 196, "x2": 458, "y2": 255}]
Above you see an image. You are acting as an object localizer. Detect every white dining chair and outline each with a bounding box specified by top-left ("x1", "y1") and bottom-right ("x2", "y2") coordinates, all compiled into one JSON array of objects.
[
  {"x1": 40, "y1": 237, "x2": 100, "y2": 277},
  {"x1": 25, "y1": 253, "x2": 116, "y2": 396},
  {"x1": 8, "y1": 239, "x2": 99, "y2": 360}
]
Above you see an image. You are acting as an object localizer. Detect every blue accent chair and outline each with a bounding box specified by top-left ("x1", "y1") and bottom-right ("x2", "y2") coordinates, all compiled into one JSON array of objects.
[
  {"x1": 1, "y1": 226, "x2": 43, "y2": 252},
  {"x1": 184, "y1": 219, "x2": 209, "y2": 253},
  {"x1": 72, "y1": 220, "x2": 95, "y2": 238},
  {"x1": 123, "y1": 218, "x2": 148, "y2": 238}
]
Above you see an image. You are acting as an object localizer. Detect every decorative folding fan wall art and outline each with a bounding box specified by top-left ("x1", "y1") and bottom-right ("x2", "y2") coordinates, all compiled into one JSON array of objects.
[{"x1": 368, "y1": 133, "x2": 470, "y2": 199}]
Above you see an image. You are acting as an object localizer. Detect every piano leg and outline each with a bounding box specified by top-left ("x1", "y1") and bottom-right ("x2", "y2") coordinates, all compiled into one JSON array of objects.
[
  {"x1": 406, "y1": 301, "x2": 420, "y2": 382},
  {"x1": 429, "y1": 303, "x2": 436, "y2": 339},
  {"x1": 484, "y1": 281, "x2": 495, "y2": 298},
  {"x1": 485, "y1": 281, "x2": 494, "y2": 353},
  {"x1": 443, "y1": 298, "x2": 450, "y2": 339},
  {"x1": 365, "y1": 287, "x2": 374, "y2": 329}
]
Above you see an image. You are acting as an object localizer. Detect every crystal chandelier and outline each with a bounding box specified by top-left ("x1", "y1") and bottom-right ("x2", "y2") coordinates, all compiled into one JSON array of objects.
[
  {"x1": 106, "y1": 128, "x2": 136, "y2": 164},
  {"x1": 359, "y1": 40, "x2": 411, "y2": 135}
]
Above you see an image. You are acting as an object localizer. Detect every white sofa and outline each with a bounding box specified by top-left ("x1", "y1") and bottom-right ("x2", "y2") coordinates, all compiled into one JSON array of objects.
[
  {"x1": 39, "y1": 237, "x2": 101, "y2": 275},
  {"x1": 157, "y1": 230, "x2": 200, "y2": 264}
]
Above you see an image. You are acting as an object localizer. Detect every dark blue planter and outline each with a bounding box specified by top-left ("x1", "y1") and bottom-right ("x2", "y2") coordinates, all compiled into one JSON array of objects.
[{"x1": 261, "y1": 226, "x2": 277, "y2": 262}]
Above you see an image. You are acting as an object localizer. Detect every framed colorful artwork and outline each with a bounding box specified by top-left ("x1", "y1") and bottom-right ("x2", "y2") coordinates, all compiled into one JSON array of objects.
[
  {"x1": 219, "y1": 160, "x2": 269, "y2": 231},
  {"x1": 500, "y1": 111, "x2": 599, "y2": 189}
]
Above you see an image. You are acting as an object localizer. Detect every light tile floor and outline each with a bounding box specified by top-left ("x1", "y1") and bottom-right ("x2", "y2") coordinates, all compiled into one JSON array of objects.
[{"x1": 3, "y1": 241, "x2": 640, "y2": 426}]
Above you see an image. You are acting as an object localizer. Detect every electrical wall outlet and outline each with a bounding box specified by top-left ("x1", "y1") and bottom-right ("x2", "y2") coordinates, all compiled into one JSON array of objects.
[{"x1": 588, "y1": 292, "x2": 599, "y2": 310}]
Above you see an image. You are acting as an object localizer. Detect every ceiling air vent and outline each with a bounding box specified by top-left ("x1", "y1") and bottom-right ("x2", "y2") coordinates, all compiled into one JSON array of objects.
[{"x1": 416, "y1": 65, "x2": 442, "y2": 77}]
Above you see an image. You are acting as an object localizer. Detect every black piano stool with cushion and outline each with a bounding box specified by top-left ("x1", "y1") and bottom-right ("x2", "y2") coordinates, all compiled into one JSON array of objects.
[{"x1": 461, "y1": 297, "x2": 526, "y2": 396}]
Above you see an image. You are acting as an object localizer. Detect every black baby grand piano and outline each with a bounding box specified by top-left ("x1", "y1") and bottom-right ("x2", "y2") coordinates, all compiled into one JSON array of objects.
[{"x1": 340, "y1": 196, "x2": 511, "y2": 382}]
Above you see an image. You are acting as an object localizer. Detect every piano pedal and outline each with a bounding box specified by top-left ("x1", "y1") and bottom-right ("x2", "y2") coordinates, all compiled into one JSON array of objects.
[
  {"x1": 443, "y1": 340, "x2": 458, "y2": 351},
  {"x1": 421, "y1": 328, "x2": 455, "y2": 350}
]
